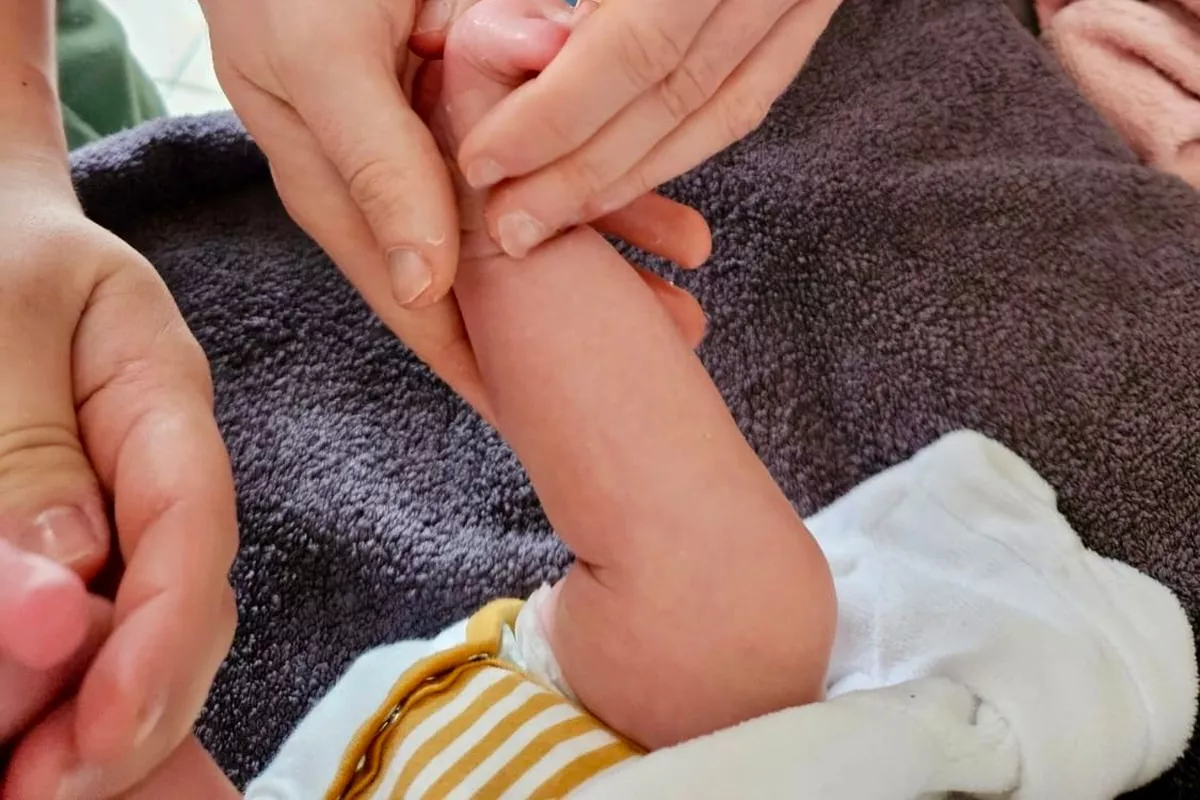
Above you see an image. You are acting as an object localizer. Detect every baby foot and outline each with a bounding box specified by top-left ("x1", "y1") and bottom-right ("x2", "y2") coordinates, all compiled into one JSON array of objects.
[{"x1": 0, "y1": 539, "x2": 91, "y2": 747}]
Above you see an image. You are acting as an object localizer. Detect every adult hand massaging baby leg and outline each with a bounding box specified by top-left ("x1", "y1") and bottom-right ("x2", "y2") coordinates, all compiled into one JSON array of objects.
[{"x1": 426, "y1": 0, "x2": 837, "y2": 750}]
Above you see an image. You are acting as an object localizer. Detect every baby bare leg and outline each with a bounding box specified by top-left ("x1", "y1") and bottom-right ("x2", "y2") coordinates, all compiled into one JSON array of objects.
[{"x1": 443, "y1": 0, "x2": 835, "y2": 749}]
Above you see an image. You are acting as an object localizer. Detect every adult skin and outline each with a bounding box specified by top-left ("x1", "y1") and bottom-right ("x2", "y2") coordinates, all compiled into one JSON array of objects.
[
  {"x1": 6, "y1": 0, "x2": 818, "y2": 792},
  {"x1": 451, "y1": 0, "x2": 845, "y2": 259},
  {"x1": 0, "y1": 2, "x2": 238, "y2": 799},
  {"x1": 199, "y1": 0, "x2": 840, "y2": 405},
  {"x1": 1, "y1": 3, "x2": 707, "y2": 798}
]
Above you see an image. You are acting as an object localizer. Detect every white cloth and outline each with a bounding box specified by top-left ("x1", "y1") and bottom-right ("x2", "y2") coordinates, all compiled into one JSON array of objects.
[{"x1": 248, "y1": 431, "x2": 1197, "y2": 800}]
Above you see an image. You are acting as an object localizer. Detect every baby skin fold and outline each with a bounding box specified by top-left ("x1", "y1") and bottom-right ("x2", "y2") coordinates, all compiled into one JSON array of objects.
[
  {"x1": 119, "y1": 2, "x2": 839, "y2": 793},
  {"x1": 429, "y1": 0, "x2": 837, "y2": 751}
]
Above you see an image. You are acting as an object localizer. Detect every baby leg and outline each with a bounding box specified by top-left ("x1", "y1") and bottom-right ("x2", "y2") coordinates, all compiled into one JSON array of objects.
[{"x1": 437, "y1": 0, "x2": 836, "y2": 749}]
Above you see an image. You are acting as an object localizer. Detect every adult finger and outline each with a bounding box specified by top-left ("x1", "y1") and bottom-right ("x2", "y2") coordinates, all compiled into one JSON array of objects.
[
  {"x1": 268, "y1": 42, "x2": 460, "y2": 309},
  {"x1": 232, "y1": 84, "x2": 491, "y2": 418},
  {"x1": 433, "y1": 2, "x2": 712, "y2": 268},
  {"x1": 593, "y1": 193, "x2": 712, "y2": 269},
  {"x1": 636, "y1": 269, "x2": 707, "y2": 350},
  {"x1": 26, "y1": 260, "x2": 240, "y2": 800},
  {"x1": 485, "y1": 0, "x2": 793, "y2": 252},
  {"x1": 0, "y1": 224, "x2": 112, "y2": 577},
  {"x1": 581, "y1": 0, "x2": 841, "y2": 218},
  {"x1": 457, "y1": 0, "x2": 720, "y2": 189}
]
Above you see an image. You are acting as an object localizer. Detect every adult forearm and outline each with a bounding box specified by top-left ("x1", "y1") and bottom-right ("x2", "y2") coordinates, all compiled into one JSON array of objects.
[{"x1": 0, "y1": 0, "x2": 72, "y2": 194}]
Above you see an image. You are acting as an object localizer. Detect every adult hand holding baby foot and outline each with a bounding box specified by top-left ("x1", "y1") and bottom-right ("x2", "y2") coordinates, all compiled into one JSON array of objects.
[
  {"x1": 200, "y1": 0, "x2": 716, "y2": 416},
  {"x1": 0, "y1": 123, "x2": 238, "y2": 800},
  {"x1": 427, "y1": 0, "x2": 834, "y2": 749},
  {"x1": 409, "y1": 0, "x2": 713, "y2": 350},
  {"x1": 415, "y1": 0, "x2": 844, "y2": 258}
]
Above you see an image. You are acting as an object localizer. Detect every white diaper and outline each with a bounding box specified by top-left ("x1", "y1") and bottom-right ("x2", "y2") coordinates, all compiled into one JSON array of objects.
[{"x1": 248, "y1": 431, "x2": 1197, "y2": 800}]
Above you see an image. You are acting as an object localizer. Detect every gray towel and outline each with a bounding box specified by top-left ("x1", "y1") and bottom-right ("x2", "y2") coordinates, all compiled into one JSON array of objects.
[{"x1": 69, "y1": 0, "x2": 1200, "y2": 794}]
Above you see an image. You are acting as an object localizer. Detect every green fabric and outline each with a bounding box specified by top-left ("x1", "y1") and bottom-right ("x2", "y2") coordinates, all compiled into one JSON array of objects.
[{"x1": 56, "y1": 0, "x2": 166, "y2": 149}]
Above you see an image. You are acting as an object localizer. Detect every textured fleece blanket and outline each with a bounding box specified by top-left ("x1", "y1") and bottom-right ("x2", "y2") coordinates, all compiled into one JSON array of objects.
[{"x1": 69, "y1": 0, "x2": 1200, "y2": 795}]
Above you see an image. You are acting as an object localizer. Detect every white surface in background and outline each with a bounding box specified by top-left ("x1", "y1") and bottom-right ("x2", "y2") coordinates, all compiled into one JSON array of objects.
[{"x1": 104, "y1": 0, "x2": 231, "y2": 115}]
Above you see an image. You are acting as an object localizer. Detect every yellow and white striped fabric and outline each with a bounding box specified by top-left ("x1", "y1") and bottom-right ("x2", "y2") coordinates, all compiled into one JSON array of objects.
[{"x1": 326, "y1": 600, "x2": 643, "y2": 800}]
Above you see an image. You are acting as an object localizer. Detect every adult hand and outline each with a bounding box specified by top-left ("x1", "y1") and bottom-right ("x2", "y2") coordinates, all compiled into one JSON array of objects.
[
  {"x1": 418, "y1": 0, "x2": 843, "y2": 258},
  {"x1": 201, "y1": 0, "x2": 712, "y2": 416},
  {"x1": 0, "y1": 156, "x2": 238, "y2": 800},
  {"x1": 201, "y1": 0, "x2": 491, "y2": 408}
]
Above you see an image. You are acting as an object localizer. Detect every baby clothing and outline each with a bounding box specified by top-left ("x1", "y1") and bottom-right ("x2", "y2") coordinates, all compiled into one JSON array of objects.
[
  {"x1": 246, "y1": 431, "x2": 1197, "y2": 799},
  {"x1": 323, "y1": 594, "x2": 639, "y2": 800},
  {"x1": 244, "y1": 586, "x2": 639, "y2": 800}
]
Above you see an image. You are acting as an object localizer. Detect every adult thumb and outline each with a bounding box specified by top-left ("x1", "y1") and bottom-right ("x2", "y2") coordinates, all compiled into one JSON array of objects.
[
  {"x1": 281, "y1": 51, "x2": 460, "y2": 309},
  {"x1": 0, "y1": 269, "x2": 110, "y2": 579}
]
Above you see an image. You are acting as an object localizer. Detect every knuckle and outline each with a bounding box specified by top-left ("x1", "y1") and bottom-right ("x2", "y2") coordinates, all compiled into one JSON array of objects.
[
  {"x1": 717, "y1": 89, "x2": 773, "y2": 142},
  {"x1": 583, "y1": 171, "x2": 651, "y2": 221},
  {"x1": 344, "y1": 157, "x2": 413, "y2": 234},
  {"x1": 106, "y1": 338, "x2": 214, "y2": 412},
  {"x1": 524, "y1": 109, "x2": 587, "y2": 167},
  {"x1": 625, "y1": 170, "x2": 653, "y2": 202},
  {"x1": 562, "y1": 154, "x2": 615, "y2": 202},
  {"x1": 658, "y1": 56, "x2": 719, "y2": 124},
  {"x1": 92, "y1": 271, "x2": 216, "y2": 405},
  {"x1": 0, "y1": 424, "x2": 89, "y2": 489},
  {"x1": 617, "y1": 16, "x2": 688, "y2": 90}
]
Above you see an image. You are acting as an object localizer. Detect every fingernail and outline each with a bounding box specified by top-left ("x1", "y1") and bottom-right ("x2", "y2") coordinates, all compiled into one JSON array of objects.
[
  {"x1": 18, "y1": 507, "x2": 104, "y2": 568},
  {"x1": 497, "y1": 211, "x2": 546, "y2": 258},
  {"x1": 387, "y1": 249, "x2": 433, "y2": 306},
  {"x1": 465, "y1": 158, "x2": 506, "y2": 189},
  {"x1": 55, "y1": 765, "x2": 103, "y2": 800},
  {"x1": 415, "y1": 0, "x2": 452, "y2": 34}
]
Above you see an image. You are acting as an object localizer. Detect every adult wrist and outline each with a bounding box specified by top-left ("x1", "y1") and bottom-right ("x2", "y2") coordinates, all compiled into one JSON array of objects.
[
  {"x1": 0, "y1": 151, "x2": 78, "y2": 213},
  {"x1": 1, "y1": 0, "x2": 73, "y2": 202},
  {"x1": 1, "y1": 65, "x2": 69, "y2": 165}
]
